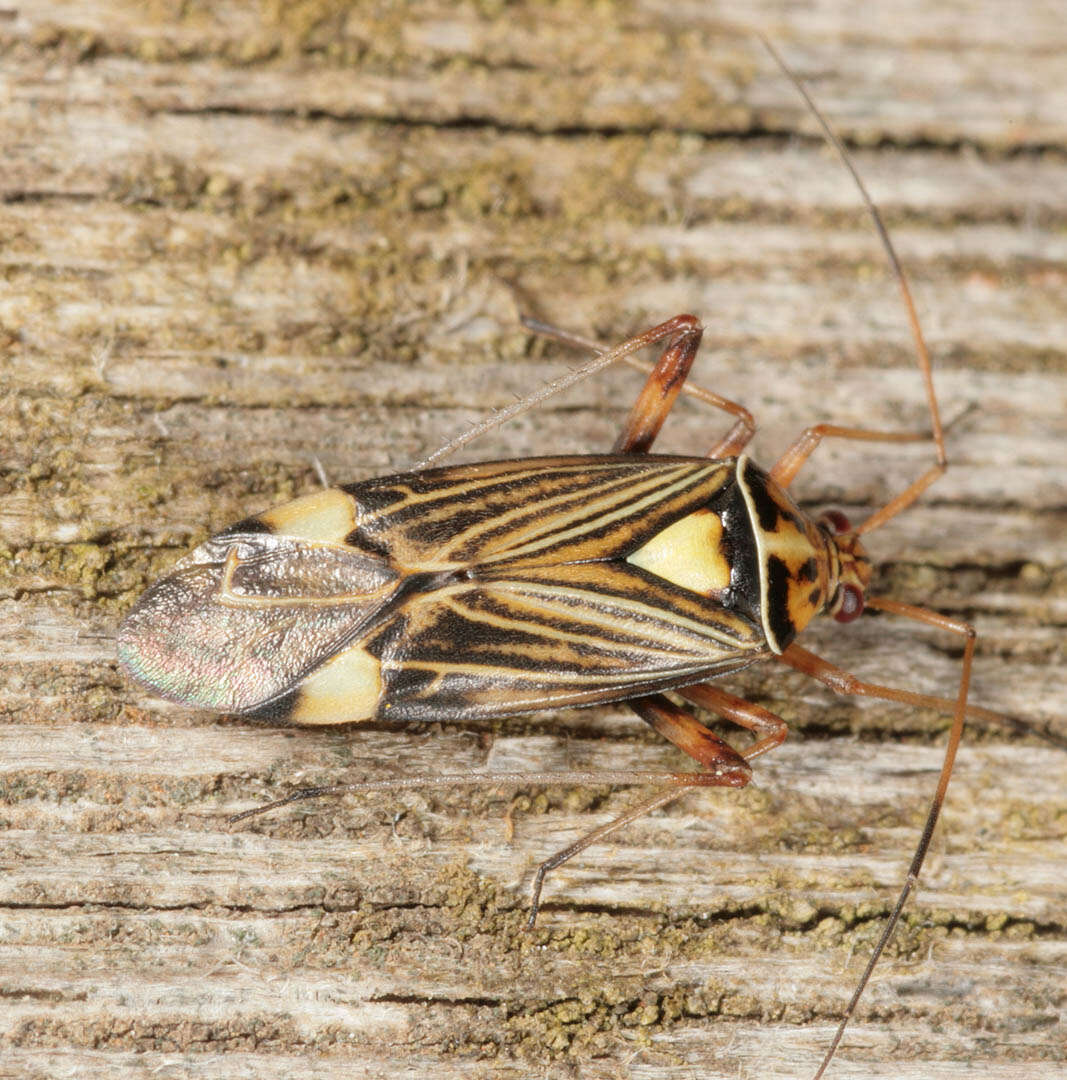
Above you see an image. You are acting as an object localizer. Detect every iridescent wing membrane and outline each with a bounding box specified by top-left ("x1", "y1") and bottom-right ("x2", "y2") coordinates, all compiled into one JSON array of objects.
[{"x1": 119, "y1": 455, "x2": 769, "y2": 725}]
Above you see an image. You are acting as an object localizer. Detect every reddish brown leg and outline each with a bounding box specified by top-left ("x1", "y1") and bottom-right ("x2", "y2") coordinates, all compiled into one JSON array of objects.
[
  {"x1": 524, "y1": 688, "x2": 792, "y2": 926},
  {"x1": 521, "y1": 783, "x2": 690, "y2": 928},
  {"x1": 234, "y1": 690, "x2": 775, "y2": 931},
  {"x1": 776, "y1": 597, "x2": 976, "y2": 1080},
  {"x1": 612, "y1": 317, "x2": 703, "y2": 453},
  {"x1": 770, "y1": 422, "x2": 946, "y2": 537},
  {"x1": 420, "y1": 314, "x2": 723, "y2": 468},
  {"x1": 630, "y1": 694, "x2": 752, "y2": 776},
  {"x1": 230, "y1": 760, "x2": 743, "y2": 827},
  {"x1": 232, "y1": 688, "x2": 786, "y2": 929},
  {"x1": 610, "y1": 318, "x2": 755, "y2": 457},
  {"x1": 679, "y1": 683, "x2": 788, "y2": 760},
  {"x1": 522, "y1": 315, "x2": 755, "y2": 458}
]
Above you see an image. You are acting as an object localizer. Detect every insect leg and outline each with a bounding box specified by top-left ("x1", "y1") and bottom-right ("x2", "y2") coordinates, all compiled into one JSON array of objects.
[
  {"x1": 525, "y1": 694, "x2": 749, "y2": 927},
  {"x1": 775, "y1": 603, "x2": 1054, "y2": 753},
  {"x1": 523, "y1": 315, "x2": 756, "y2": 457},
  {"x1": 678, "y1": 683, "x2": 788, "y2": 760},
  {"x1": 769, "y1": 421, "x2": 938, "y2": 491},
  {"x1": 630, "y1": 692, "x2": 752, "y2": 775},
  {"x1": 609, "y1": 319, "x2": 755, "y2": 456},
  {"x1": 612, "y1": 317, "x2": 703, "y2": 453},
  {"x1": 525, "y1": 689, "x2": 792, "y2": 927},
  {"x1": 769, "y1": 418, "x2": 949, "y2": 541},
  {"x1": 229, "y1": 763, "x2": 740, "y2": 826},
  {"x1": 776, "y1": 639, "x2": 1011, "y2": 729},
  {"x1": 419, "y1": 313, "x2": 720, "y2": 468},
  {"x1": 776, "y1": 598, "x2": 975, "y2": 1079},
  {"x1": 524, "y1": 782, "x2": 698, "y2": 930}
]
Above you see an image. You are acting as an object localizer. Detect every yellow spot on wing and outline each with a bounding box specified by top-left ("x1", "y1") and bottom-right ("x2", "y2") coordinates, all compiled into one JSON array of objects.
[
  {"x1": 258, "y1": 489, "x2": 358, "y2": 543},
  {"x1": 289, "y1": 644, "x2": 383, "y2": 725},
  {"x1": 626, "y1": 509, "x2": 730, "y2": 595}
]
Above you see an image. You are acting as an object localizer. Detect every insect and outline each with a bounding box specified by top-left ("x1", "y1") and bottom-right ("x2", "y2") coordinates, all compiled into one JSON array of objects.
[{"x1": 116, "y1": 39, "x2": 1018, "y2": 1079}]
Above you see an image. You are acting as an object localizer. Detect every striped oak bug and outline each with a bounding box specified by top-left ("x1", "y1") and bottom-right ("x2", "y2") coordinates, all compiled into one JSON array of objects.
[{"x1": 116, "y1": 39, "x2": 1021, "y2": 1079}]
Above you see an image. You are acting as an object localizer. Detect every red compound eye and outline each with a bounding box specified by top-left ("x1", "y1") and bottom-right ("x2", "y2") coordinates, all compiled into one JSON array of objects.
[
  {"x1": 833, "y1": 583, "x2": 865, "y2": 623},
  {"x1": 820, "y1": 509, "x2": 852, "y2": 535}
]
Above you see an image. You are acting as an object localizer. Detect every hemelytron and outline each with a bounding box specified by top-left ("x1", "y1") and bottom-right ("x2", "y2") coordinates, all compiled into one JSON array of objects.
[
  {"x1": 118, "y1": 452, "x2": 871, "y2": 730},
  {"x1": 117, "y1": 37, "x2": 1006, "y2": 1080}
]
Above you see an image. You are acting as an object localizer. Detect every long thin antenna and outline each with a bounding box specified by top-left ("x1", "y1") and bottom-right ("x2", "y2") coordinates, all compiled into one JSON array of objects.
[
  {"x1": 757, "y1": 34, "x2": 946, "y2": 469},
  {"x1": 756, "y1": 36, "x2": 960, "y2": 1079}
]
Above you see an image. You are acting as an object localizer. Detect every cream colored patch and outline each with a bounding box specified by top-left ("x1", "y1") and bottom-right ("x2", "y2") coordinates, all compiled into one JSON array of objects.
[
  {"x1": 627, "y1": 510, "x2": 731, "y2": 595},
  {"x1": 259, "y1": 488, "x2": 358, "y2": 543},
  {"x1": 289, "y1": 644, "x2": 383, "y2": 725}
]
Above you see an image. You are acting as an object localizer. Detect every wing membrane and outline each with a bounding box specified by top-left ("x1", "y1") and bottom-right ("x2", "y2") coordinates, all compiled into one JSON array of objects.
[{"x1": 118, "y1": 533, "x2": 398, "y2": 711}]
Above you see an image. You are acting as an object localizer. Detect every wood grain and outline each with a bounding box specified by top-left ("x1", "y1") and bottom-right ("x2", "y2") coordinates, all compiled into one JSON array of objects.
[{"x1": 1, "y1": 3, "x2": 1064, "y2": 1078}]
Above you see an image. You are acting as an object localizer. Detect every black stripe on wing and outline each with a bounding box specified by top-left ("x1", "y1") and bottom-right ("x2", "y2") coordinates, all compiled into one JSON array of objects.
[
  {"x1": 346, "y1": 456, "x2": 734, "y2": 570},
  {"x1": 370, "y1": 559, "x2": 767, "y2": 722}
]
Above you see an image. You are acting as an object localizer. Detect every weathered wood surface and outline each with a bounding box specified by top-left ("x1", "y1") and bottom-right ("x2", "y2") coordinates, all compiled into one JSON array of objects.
[{"x1": 1, "y1": 3, "x2": 1065, "y2": 1078}]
